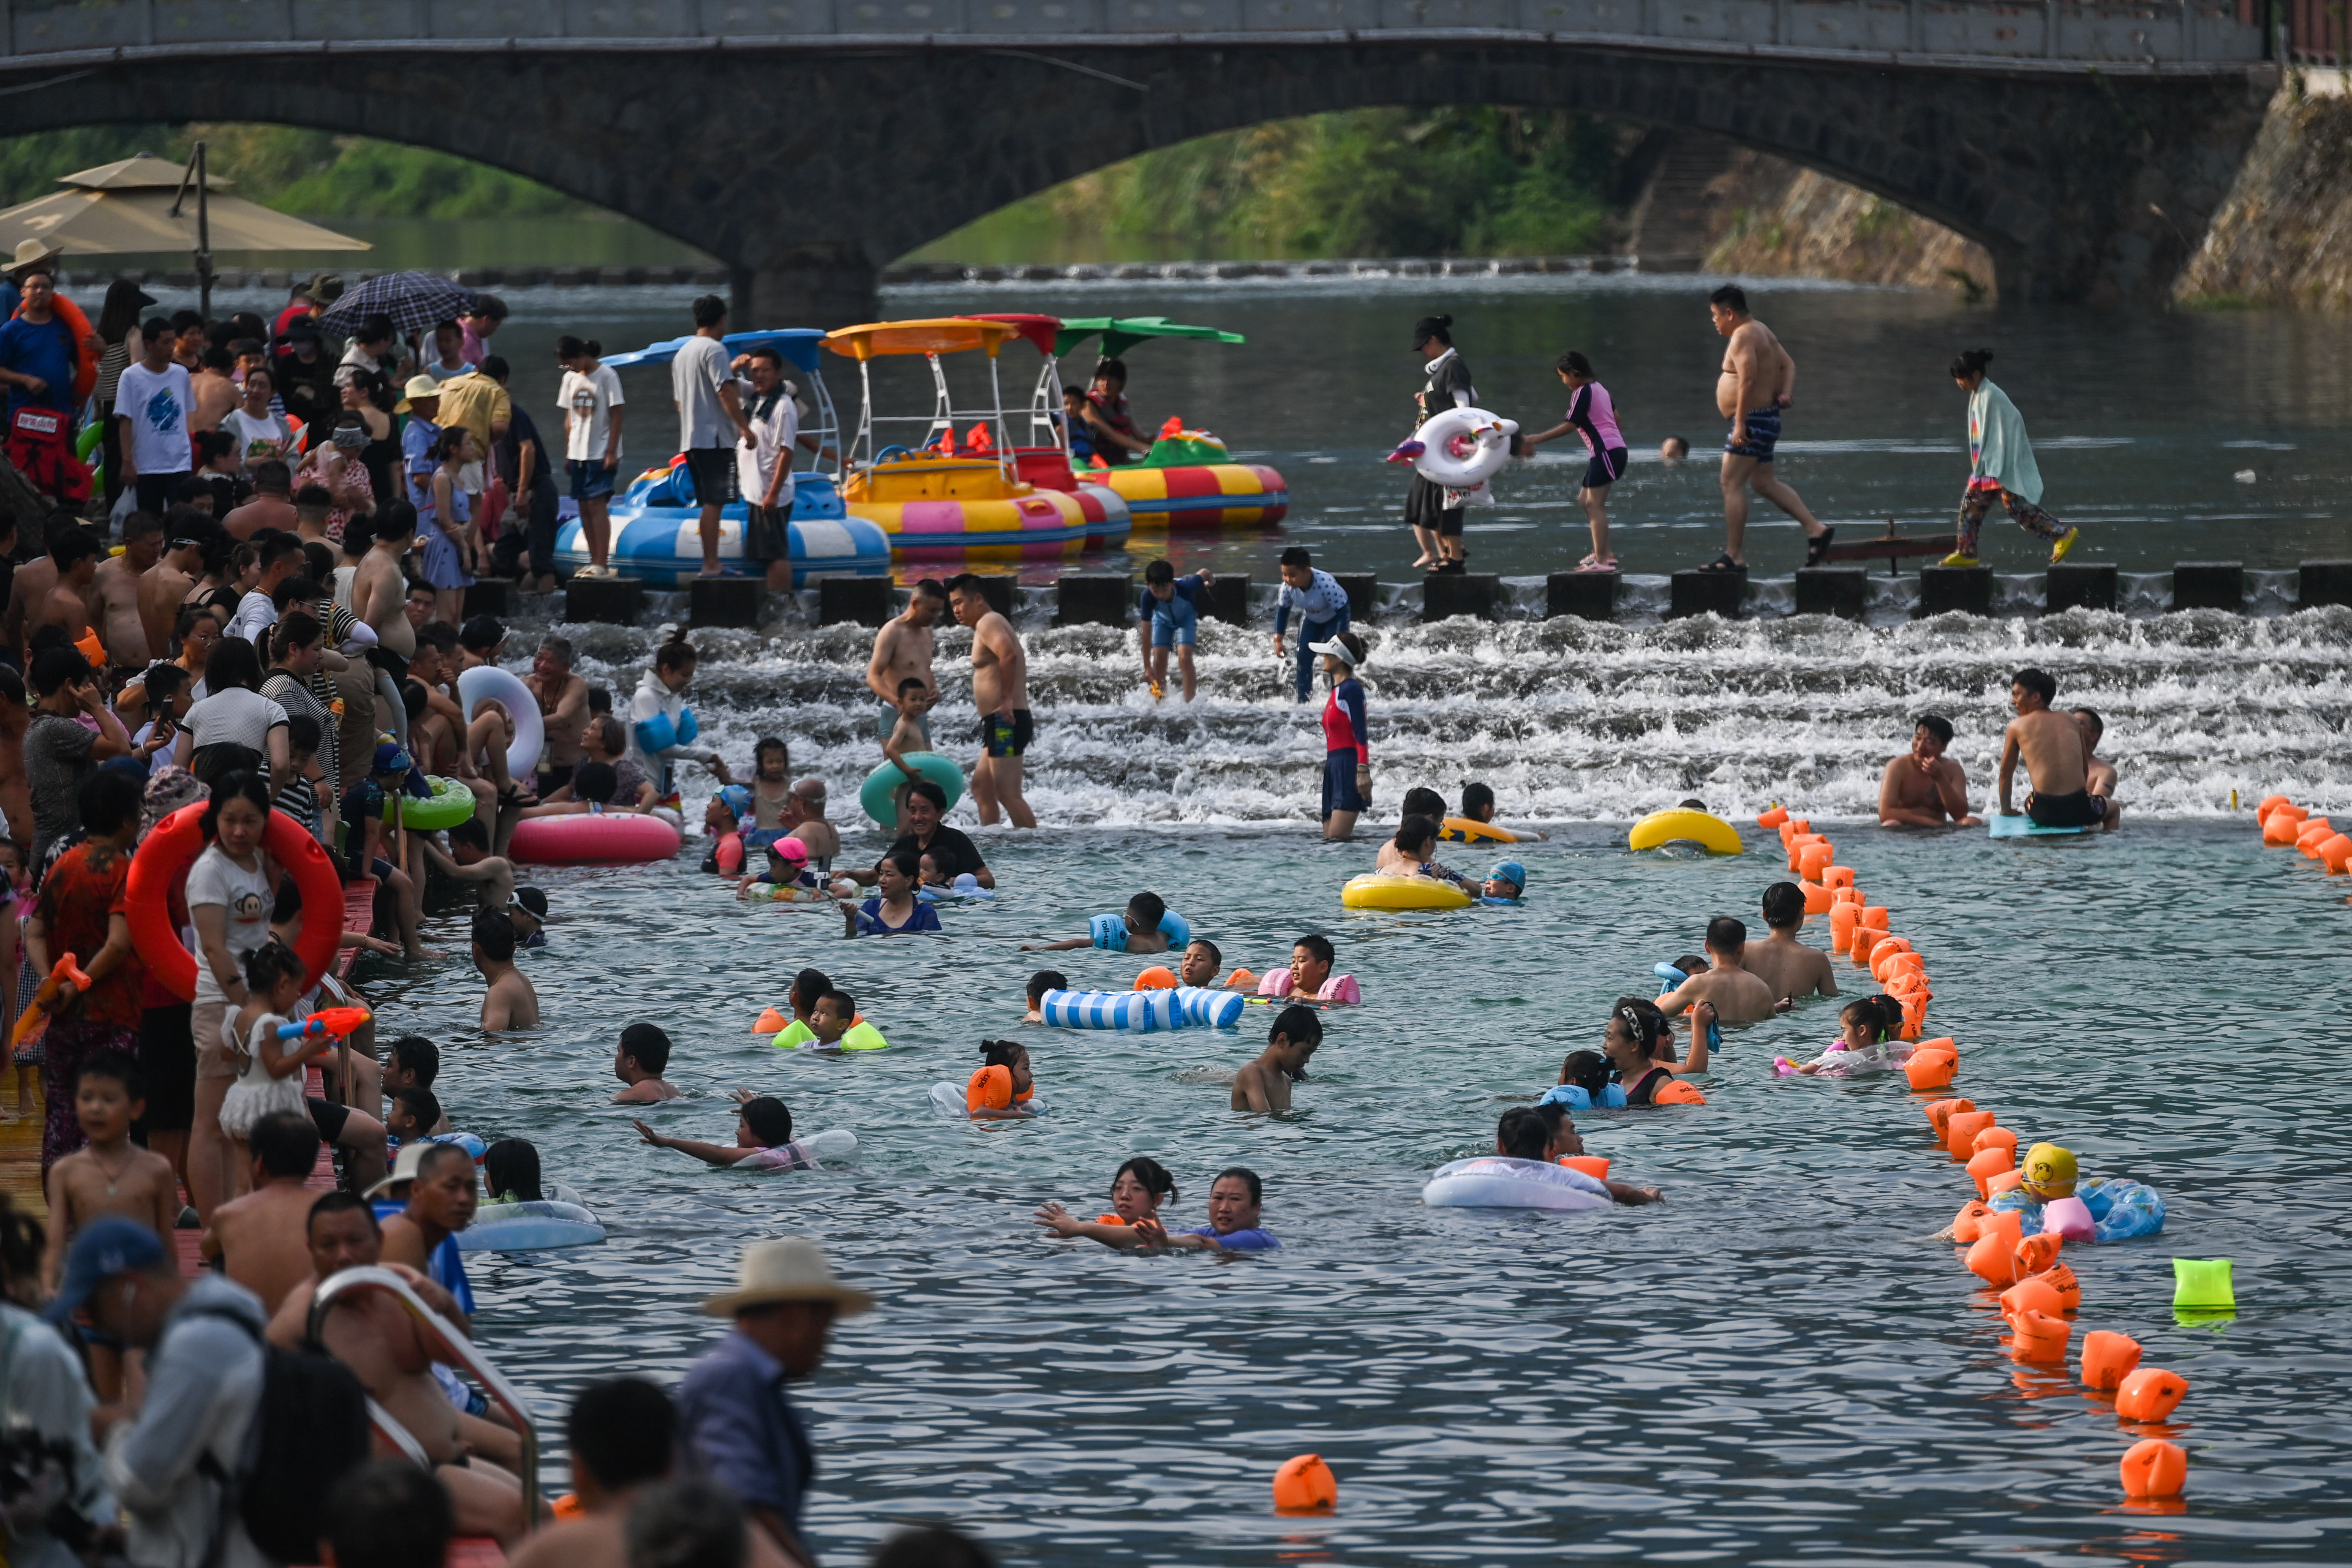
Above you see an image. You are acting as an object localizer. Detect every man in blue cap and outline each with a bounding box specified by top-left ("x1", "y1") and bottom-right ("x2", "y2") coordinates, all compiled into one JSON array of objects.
[{"x1": 50, "y1": 1217, "x2": 272, "y2": 1568}]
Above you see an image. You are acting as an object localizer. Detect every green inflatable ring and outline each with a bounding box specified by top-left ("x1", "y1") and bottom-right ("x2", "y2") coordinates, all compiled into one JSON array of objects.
[
  {"x1": 380, "y1": 775, "x2": 476, "y2": 830},
  {"x1": 75, "y1": 422, "x2": 103, "y2": 463},
  {"x1": 860, "y1": 753, "x2": 964, "y2": 827}
]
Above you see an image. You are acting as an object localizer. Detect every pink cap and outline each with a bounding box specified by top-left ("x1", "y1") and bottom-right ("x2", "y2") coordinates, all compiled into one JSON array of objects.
[{"x1": 772, "y1": 836, "x2": 809, "y2": 864}]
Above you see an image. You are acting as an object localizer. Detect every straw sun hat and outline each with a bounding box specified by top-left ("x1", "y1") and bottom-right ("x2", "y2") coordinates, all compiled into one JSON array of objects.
[{"x1": 703, "y1": 1237, "x2": 876, "y2": 1318}]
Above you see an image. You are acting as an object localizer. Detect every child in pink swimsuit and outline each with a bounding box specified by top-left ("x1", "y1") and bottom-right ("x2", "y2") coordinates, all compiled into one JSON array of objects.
[{"x1": 1520, "y1": 351, "x2": 1630, "y2": 571}]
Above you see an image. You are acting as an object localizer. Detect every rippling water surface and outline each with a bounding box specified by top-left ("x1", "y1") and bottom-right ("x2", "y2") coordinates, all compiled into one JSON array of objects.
[{"x1": 373, "y1": 808, "x2": 2352, "y2": 1567}]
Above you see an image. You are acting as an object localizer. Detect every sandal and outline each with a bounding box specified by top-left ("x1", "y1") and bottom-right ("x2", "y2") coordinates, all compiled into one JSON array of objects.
[
  {"x1": 1803, "y1": 526, "x2": 1836, "y2": 568},
  {"x1": 1579, "y1": 555, "x2": 1620, "y2": 573},
  {"x1": 1697, "y1": 553, "x2": 1743, "y2": 573},
  {"x1": 497, "y1": 782, "x2": 538, "y2": 809}
]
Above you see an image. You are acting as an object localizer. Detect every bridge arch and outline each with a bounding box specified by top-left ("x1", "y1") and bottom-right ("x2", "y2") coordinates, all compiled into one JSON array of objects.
[{"x1": 0, "y1": 28, "x2": 2271, "y2": 318}]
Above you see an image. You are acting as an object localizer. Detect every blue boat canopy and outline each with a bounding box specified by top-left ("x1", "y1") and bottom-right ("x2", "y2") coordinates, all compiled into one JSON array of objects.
[{"x1": 600, "y1": 328, "x2": 826, "y2": 374}]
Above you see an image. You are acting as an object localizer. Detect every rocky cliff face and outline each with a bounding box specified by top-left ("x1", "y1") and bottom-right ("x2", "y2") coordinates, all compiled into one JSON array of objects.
[
  {"x1": 1626, "y1": 133, "x2": 1995, "y2": 296},
  {"x1": 2175, "y1": 83, "x2": 2352, "y2": 310}
]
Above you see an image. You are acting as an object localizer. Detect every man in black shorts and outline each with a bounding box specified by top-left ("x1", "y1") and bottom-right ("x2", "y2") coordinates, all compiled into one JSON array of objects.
[
  {"x1": 672, "y1": 294, "x2": 748, "y2": 578},
  {"x1": 1997, "y1": 666, "x2": 2114, "y2": 828}
]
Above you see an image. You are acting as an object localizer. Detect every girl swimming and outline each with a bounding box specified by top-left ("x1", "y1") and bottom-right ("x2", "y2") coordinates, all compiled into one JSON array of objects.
[
  {"x1": 1778, "y1": 994, "x2": 1911, "y2": 1078},
  {"x1": 1540, "y1": 1048, "x2": 1626, "y2": 1110},
  {"x1": 965, "y1": 1040, "x2": 1036, "y2": 1119},
  {"x1": 1032, "y1": 1156, "x2": 1179, "y2": 1247}
]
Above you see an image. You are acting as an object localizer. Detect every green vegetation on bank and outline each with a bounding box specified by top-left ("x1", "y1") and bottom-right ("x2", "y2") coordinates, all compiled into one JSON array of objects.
[{"x1": 0, "y1": 125, "x2": 581, "y2": 218}]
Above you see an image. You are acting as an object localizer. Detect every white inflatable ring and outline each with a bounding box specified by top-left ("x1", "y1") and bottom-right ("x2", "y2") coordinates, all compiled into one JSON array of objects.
[
  {"x1": 1410, "y1": 407, "x2": 1519, "y2": 490},
  {"x1": 457, "y1": 665, "x2": 545, "y2": 782},
  {"x1": 1422, "y1": 1156, "x2": 1611, "y2": 1211}
]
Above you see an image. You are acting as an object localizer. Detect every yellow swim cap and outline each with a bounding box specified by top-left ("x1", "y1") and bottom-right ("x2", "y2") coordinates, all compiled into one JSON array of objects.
[{"x1": 2021, "y1": 1142, "x2": 2077, "y2": 1199}]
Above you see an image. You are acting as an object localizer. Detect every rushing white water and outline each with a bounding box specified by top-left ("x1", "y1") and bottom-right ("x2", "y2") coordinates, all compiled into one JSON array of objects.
[{"x1": 521, "y1": 598, "x2": 2352, "y2": 829}]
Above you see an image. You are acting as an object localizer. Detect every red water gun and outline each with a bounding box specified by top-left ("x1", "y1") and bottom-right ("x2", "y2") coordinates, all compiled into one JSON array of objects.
[{"x1": 11, "y1": 954, "x2": 90, "y2": 1046}]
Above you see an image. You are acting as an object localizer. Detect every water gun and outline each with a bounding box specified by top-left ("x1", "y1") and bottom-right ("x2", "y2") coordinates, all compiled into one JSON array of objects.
[
  {"x1": 10, "y1": 955, "x2": 90, "y2": 1046},
  {"x1": 1384, "y1": 439, "x2": 1426, "y2": 464},
  {"x1": 274, "y1": 1006, "x2": 374, "y2": 1042}
]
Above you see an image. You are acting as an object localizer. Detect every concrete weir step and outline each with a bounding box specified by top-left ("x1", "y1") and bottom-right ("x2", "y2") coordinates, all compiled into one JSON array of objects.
[
  {"x1": 1546, "y1": 570, "x2": 1619, "y2": 621},
  {"x1": 1794, "y1": 567, "x2": 1868, "y2": 619},
  {"x1": 1669, "y1": 566, "x2": 1746, "y2": 619},
  {"x1": 817, "y1": 576, "x2": 893, "y2": 627},
  {"x1": 2045, "y1": 561, "x2": 2116, "y2": 613},
  {"x1": 2170, "y1": 561, "x2": 2243, "y2": 610},
  {"x1": 563, "y1": 574, "x2": 644, "y2": 625},
  {"x1": 1422, "y1": 572, "x2": 1501, "y2": 622}
]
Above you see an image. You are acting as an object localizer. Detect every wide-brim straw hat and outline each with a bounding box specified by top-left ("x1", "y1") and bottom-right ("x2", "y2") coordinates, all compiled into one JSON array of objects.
[{"x1": 703, "y1": 1237, "x2": 876, "y2": 1318}]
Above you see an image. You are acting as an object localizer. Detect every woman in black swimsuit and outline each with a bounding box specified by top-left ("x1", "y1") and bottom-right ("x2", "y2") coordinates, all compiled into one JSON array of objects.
[{"x1": 1602, "y1": 996, "x2": 1712, "y2": 1103}]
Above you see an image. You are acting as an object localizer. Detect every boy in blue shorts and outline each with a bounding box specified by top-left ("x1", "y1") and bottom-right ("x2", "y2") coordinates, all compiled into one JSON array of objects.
[{"x1": 1135, "y1": 558, "x2": 1214, "y2": 702}]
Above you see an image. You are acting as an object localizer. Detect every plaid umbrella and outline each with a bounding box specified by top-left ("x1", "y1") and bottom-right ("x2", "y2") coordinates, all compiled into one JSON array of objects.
[{"x1": 317, "y1": 270, "x2": 479, "y2": 336}]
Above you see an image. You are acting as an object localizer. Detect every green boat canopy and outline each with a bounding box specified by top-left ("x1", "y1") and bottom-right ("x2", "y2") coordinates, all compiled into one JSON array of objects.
[{"x1": 1054, "y1": 316, "x2": 1246, "y2": 359}]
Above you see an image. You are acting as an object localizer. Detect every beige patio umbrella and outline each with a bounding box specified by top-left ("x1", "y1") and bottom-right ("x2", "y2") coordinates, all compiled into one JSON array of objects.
[{"x1": 0, "y1": 148, "x2": 367, "y2": 316}]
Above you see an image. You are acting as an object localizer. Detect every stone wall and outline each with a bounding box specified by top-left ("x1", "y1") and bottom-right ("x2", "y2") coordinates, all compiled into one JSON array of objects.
[{"x1": 2175, "y1": 81, "x2": 2352, "y2": 311}]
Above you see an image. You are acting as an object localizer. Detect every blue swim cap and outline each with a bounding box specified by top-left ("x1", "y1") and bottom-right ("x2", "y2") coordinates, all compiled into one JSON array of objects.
[
  {"x1": 718, "y1": 784, "x2": 753, "y2": 818},
  {"x1": 1490, "y1": 860, "x2": 1527, "y2": 890}
]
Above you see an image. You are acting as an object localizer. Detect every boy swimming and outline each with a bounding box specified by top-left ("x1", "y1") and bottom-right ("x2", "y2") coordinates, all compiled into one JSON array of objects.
[
  {"x1": 1024, "y1": 969, "x2": 1068, "y2": 1023},
  {"x1": 1231, "y1": 1004, "x2": 1323, "y2": 1113},
  {"x1": 610, "y1": 1022, "x2": 681, "y2": 1104},
  {"x1": 1179, "y1": 939, "x2": 1221, "y2": 988},
  {"x1": 1021, "y1": 891, "x2": 1190, "y2": 956}
]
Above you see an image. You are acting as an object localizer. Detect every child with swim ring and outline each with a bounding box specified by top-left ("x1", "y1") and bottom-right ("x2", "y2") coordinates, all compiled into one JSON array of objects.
[
  {"x1": 1775, "y1": 994, "x2": 1910, "y2": 1078},
  {"x1": 1023, "y1": 969, "x2": 1067, "y2": 1024},
  {"x1": 1539, "y1": 1048, "x2": 1626, "y2": 1110},
  {"x1": 1985, "y1": 1141, "x2": 2166, "y2": 1242},
  {"x1": 1178, "y1": 939, "x2": 1221, "y2": 988},
  {"x1": 966, "y1": 1040, "x2": 1037, "y2": 1118},
  {"x1": 1021, "y1": 890, "x2": 1191, "y2": 956},
  {"x1": 1032, "y1": 1156, "x2": 1179, "y2": 1247},
  {"x1": 789, "y1": 988, "x2": 887, "y2": 1054},
  {"x1": 633, "y1": 1089, "x2": 834, "y2": 1171}
]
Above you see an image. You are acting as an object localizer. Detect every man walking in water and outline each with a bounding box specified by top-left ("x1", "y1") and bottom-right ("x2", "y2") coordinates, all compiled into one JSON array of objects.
[
  {"x1": 1707, "y1": 285, "x2": 1831, "y2": 572},
  {"x1": 865, "y1": 578, "x2": 943, "y2": 750},
  {"x1": 1998, "y1": 666, "x2": 2112, "y2": 828},
  {"x1": 947, "y1": 574, "x2": 1034, "y2": 828}
]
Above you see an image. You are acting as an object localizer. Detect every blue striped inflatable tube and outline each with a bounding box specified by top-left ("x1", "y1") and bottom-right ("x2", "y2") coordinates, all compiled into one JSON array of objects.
[
  {"x1": 1174, "y1": 986, "x2": 1245, "y2": 1028},
  {"x1": 1039, "y1": 988, "x2": 1183, "y2": 1031}
]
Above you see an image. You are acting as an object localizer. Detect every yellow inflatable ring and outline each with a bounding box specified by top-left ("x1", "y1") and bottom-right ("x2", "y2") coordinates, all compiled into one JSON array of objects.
[
  {"x1": 1438, "y1": 816, "x2": 1522, "y2": 844},
  {"x1": 1627, "y1": 809, "x2": 1743, "y2": 855},
  {"x1": 1340, "y1": 873, "x2": 1475, "y2": 911}
]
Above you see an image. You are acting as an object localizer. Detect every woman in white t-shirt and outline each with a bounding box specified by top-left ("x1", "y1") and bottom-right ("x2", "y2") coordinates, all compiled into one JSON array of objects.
[
  {"x1": 184, "y1": 773, "x2": 279, "y2": 1222},
  {"x1": 225, "y1": 365, "x2": 297, "y2": 473},
  {"x1": 174, "y1": 636, "x2": 288, "y2": 790}
]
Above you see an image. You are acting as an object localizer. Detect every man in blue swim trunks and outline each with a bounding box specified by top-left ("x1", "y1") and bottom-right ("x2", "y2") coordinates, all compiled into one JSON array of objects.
[
  {"x1": 1709, "y1": 285, "x2": 1831, "y2": 573},
  {"x1": 1135, "y1": 558, "x2": 1213, "y2": 702}
]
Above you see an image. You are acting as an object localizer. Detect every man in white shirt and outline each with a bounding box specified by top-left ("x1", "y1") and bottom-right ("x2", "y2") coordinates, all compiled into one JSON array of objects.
[
  {"x1": 732, "y1": 345, "x2": 805, "y2": 593},
  {"x1": 672, "y1": 296, "x2": 750, "y2": 579},
  {"x1": 114, "y1": 315, "x2": 194, "y2": 515},
  {"x1": 558, "y1": 336, "x2": 625, "y2": 578}
]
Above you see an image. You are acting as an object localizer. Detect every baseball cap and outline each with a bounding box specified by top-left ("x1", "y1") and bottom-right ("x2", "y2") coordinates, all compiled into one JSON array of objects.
[{"x1": 45, "y1": 1217, "x2": 166, "y2": 1325}]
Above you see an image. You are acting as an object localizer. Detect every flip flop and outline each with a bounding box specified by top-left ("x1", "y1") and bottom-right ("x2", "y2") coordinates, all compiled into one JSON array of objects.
[
  {"x1": 1697, "y1": 553, "x2": 1743, "y2": 573},
  {"x1": 1804, "y1": 527, "x2": 1836, "y2": 567}
]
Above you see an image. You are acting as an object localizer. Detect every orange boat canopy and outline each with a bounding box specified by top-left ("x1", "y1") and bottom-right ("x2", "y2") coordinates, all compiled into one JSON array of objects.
[{"x1": 824, "y1": 318, "x2": 1024, "y2": 361}]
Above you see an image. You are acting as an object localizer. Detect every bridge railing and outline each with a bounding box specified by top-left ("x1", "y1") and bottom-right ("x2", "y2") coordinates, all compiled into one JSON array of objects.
[
  {"x1": 0, "y1": 0, "x2": 2266, "y2": 66},
  {"x1": 2284, "y1": 0, "x2": 2349, "y2": 63}
]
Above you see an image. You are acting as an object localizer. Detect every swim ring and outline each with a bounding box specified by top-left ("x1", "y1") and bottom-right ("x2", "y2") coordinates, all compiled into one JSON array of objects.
[
  {"x1": 1423, "y1": 1157, "x2": 1610, "y2": 1211},
  {"x1": 1627, "y1": 809, "x2": 1743, "y2": 855},
  {"x1": 1392, "y1": 407, "x2": 1520, "y2": 491},
  {"x1": 552, "y1": 469, "x2": 892, "y2": 588},
  {"x1": 928, "y1": 1083, "x2": 1049, "y2": 1119},
  {"x1": 455, "y1": 666, "x2": 545, "y2": 783},
  {"x1": 859, "y1": 753, "x2": 965, "y2": 826},
  {"x1": 743, "y1": 880, "x2": 830, "y2": 904},
  {"x1": 381, "y1": 776, "x2": 475, "y2": 830},
  {"x1": 126, "y1": 803, "x2": 342, "y2": 999},
  {"x1": 455, "y1": 1199, "x2": 606, "y2": 1252},
  {"x1": 1439, "y1": 817, "x2": 1524, "y2": 844},
  {"x1": 508, "y1": 813, "x2": 683, "y2": 865},
  {"x1": 1988, "y1": 1177, "x2": 2166, "y2": 1242},
  {"x1": 1039, "y1": 986, "x2": 1242, "y2": 1031},
  {"x1": 1340, "y1": 874, "x2": 1473, "y2": 911},
  {"x1": 917, "y1": 874, "x2": 994, "y2": 903}
]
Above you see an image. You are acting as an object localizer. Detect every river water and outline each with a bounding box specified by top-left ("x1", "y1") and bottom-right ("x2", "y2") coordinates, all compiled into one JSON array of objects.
[{"x1": 167, "y1": 272, "x2": 2352, "y2": 1562}]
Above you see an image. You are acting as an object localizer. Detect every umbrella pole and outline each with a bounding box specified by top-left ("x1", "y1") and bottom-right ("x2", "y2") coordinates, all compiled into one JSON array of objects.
[{"x1": 195, "y1": 142, "x2": 213, "y2": 323}]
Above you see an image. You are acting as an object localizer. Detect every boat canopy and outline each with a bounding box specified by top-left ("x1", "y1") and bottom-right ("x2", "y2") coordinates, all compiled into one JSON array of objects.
[
  {"x1": 825, "y1": 318, "x2": 1025, "y2": 360},
  {"x1": 601, "y1": 327, "x2": 826, "y2": 373},
  {"x1": 1054, "y1": 316, "x2": 1246, "y2": 358}
]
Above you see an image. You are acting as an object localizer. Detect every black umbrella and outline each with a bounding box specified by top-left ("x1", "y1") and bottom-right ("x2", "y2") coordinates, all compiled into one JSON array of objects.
[{"x1": 317, "y1": 271, "x2": 479, "y2": 337}]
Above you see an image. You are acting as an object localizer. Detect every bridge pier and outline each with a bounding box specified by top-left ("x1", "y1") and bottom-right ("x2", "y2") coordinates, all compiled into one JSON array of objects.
[{"x1": 732, "y1": 245, "x2": 879, "y2": 334}]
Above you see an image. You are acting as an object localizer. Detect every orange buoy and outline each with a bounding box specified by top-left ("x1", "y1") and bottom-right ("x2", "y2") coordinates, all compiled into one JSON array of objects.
[
  {"x1": 1135, "y1": 966, "x2": 1178, "y2": 989},
  {"x1": 2080, "y1": 1329, "x2": 2142, "y2": 1391},
  {"x1": 1966, "y1": 1229, "x2": 2023, "y2": 1287},
  {"x1": 1966, "y1": 1145, "x2": 2014, "y2": 1198},
  {"x1": 553, "y1": 1492, "x2": 585, "y2": 1519},
  {"x1": 2115, "y1": 1367, "x2": 2189, "y2": 1423},
  {"x1": 1905, "y1": 1052, "x2": 1956, "y2": 1090},
  {"x1": 1830, "y1": 903, "x2": 1860, "y2": 953},
  {"x1": 1800, "y1": 880, "x2": 1832, "y2": 914},
  {"x1": 2032, "y1": 1261, "x2": 2082, "y2": 1310},
  {"x1": 1823, "y1": 865, "x2": 1855, "y2": 889},
  {"x1": 1225, "y1": 968, "x2": 1257, "y2": 991},
  {"x1": 1849, "y1": 927, "x2": 1885, "y2": 965},
  {"x1": 1951, "y1": 1198, "x2": 1993, "y2": 1243},
  {"x1": 2013, "y1": 1232, "x2": 2063, "y2": 1277},
  {"x1": 1986, "y1": 1168, "x2": 2025, "y2": 1197},
  {"x1": 1797, "y1": 843, "x2": 1832, "y2": 877},
  {"x1": 2256, "y1": 793, "x2": 2289, "y2": 817},
  {"x1": 2268, "y1": 802, "x2": 2308, "y2": 826},
  {"x1": 1945, "y1": 1109, "x2": 1997, "y2": 1158},
  {"x1": 752, "y1": 1007, "x2": 787, "y2": 1034},
  {"x1": 1560, "y1": 1154, "x2": 1610, "y2": 1179},
  {"x1": 2263, "y1": 812, "x2": 2303, "y2": 845},
  {"x1": 1925, "y1": 1097, "x2": 1976, "y2": 1138},
  {"x1": 1999, "y1": 1274, "x2": 2066, "y2": 1324},
  {"x1": 2321, "y1": 833, "x2": 2352, "y2": 873},
  {"x1": 1653, "y1": 1079, "x2": 1707, "y2": 1105},
  {"x1": 1273, "y1": 1453, "x2": 1338, "y2": 1513},
  {"x1": 2008, "y1": 1307, "x2": 2072, "y2": 1362},
  {"x1": 2119, "y1": 1439, "x2": 2187, "y2": 1499},
  {"x1": 1859, "y1": 904, "x2": 1889, "y2": 931},
  {"x1": 1757, "y1": 806, "x2": 1790, "y2": 828},
  {"x1": 1788, "y1": 817, "x2": 1810, "y2": 836},
  {"x1": 1831, "y1": 885, "x2": 1864, "y2": 906},
  {"x1": 1970, "y1": 1123, "x2": 2016, "y2": 1156}
]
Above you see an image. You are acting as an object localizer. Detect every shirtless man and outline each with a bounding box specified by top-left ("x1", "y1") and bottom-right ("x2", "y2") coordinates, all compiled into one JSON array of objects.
[
  {"x1": 198, "y1": 1109, "x2": 323, "y2": 1313},
  {"x1": 221, "y1": 462, "x2": 297, "y2": 540},
  {"x1": 1231, "y1": 1004, "x2": 1322, "y2": 1113},
  {"x1": 269, "y1": 1187, "x2": 529, "y2": 1544},
  {"x1": 1878, "y1": 714, "x2": 1982, "y2": 828},
  {"x1": 354, "y1": 510, "x2": 417, "y2": 667},
  {"x1": 866, "y1": 578, "x2": 943, "y2": 737},
  {"x1": 2073, "y1": 707, "x2": 2122, "y2": 830},
  {"x1": 92, "y1": 511, "x2": 162, "y2": 675},
  {"x1": 1707, "y1": 284, "x2": 1830, "y2": 571},
  {"x1": 138, "y1": 526, "x2": 204, "y2": 662},
  {"x1": 1655, "y1": 916, "x2": 1778, "y2": 1024},
  {"x1": 526, "y1": 635, "x2": 588, "y2": 794},
  {"x1": 948, "y1": 573, "x2": 1034, "y2": 828},
  {"x1": 786, "y1": 779, "x2": 839, "y2": 866},
  {"x1": 1745, "y1": 882, "x2": 1839, "y2": 1005},
  {"x1": 34, "y1": 530, "x2": 101, "y2": 648},
  {"x1": 472, "y1": 909, "x2": 539, "y2": 1031},
  {"x1": 1998, "y1": 665, "x2": 2111, "y2": 828}
]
